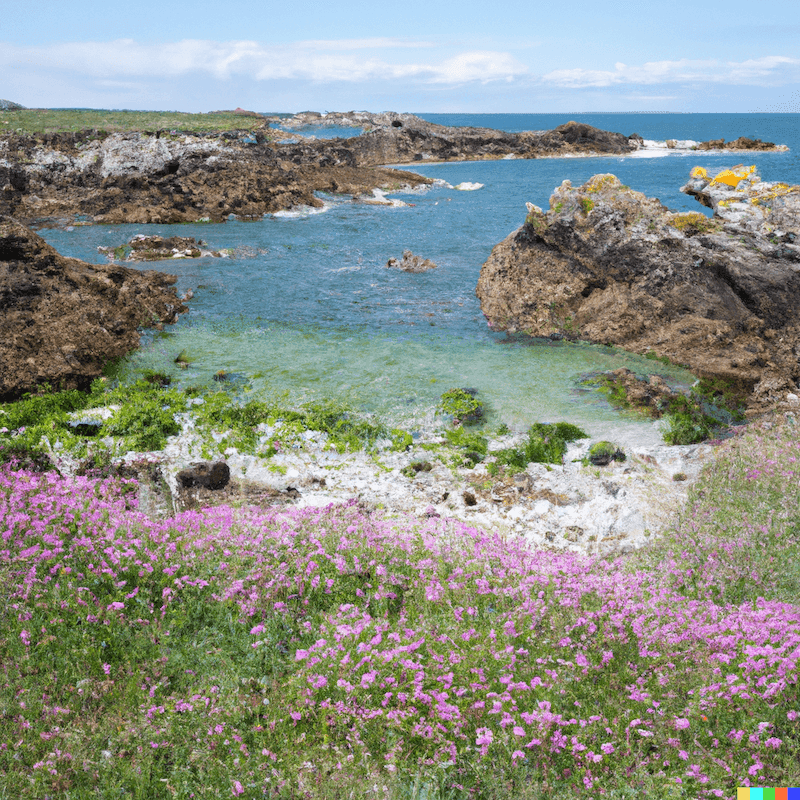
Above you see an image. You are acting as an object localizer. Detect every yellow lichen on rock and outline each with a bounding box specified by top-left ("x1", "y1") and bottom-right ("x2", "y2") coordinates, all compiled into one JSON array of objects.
[
  {"x1": 585, "y1": 174, "x2": 621, "y2": 193},
  {"x1": 709, "y1": 165, "x2": 756, "y2": 188}
]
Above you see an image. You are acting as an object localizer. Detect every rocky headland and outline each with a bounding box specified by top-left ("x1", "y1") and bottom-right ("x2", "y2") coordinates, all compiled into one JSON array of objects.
[
  {"x1": 476, "y1": 166, "x2": 800, "y2": 412},
  {"x1": 1, "y1": 113, "x2": 785, "y2": 226},
  {"x1": 0, "y1": 216, "x2": 186, "y2": 399}
]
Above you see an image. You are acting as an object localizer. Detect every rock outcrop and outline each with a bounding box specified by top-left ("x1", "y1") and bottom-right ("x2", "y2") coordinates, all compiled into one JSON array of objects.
[
  {"x1": 695, "y1": 136, "x2": 785, "y2": 152},
  {"x1": 98, "y1": 234, "x2": 225, "y2": 262},
  {"x1": 0, "y1": 130, "x2": 431, "y2": 225},
  {"x1": 476, "y1": 169, "x2": 800, "y2": 410},
  {"x1": 386, "y1": 250, "x2": 437, "y2": 273},
  {"x1": 0, "y1": 215, "x2": 187, "y2": 399},
  {"x1": 0, "y1": 114, "x2": 784, "y2": 225}
]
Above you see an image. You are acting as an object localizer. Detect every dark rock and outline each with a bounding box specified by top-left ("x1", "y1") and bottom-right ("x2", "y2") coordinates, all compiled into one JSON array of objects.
[
  {"x1": 695, "y1": 136, "x2": 780, "y2": 151},
  {"x1": 176, "y1": 461, "x2": 231, "y2": 490},
  {"x1": 0, "y1": 216, "x2": 187, "y2": 400}
]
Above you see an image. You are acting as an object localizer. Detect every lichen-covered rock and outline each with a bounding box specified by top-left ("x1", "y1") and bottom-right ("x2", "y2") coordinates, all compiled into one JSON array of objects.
[
  {"x1": 681, "y1": 164, "x2": 800, "y2": 237},
  {"x1": 0, "y1": 215, "x2": 187, "y2": 399},
  {"x1": 476, "y1": 171, "x2": 800, "y2": 411}
]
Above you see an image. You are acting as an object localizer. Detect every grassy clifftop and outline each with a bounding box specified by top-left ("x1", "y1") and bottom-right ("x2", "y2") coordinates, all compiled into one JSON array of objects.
[{"x1": 0, "y1": 107, "x2": 270, "y2": 134}]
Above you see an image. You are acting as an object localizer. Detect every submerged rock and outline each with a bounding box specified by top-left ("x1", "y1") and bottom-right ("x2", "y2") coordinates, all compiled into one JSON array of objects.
[
  {"x1": 0, "y1": 215, "x2": 187, "y2": 399},
  {"x1": 98, "y1": 234, "x2": 225, "y2": 262},
  {"x1": 476, "y1": 170, "x2": 800, "y2": 411}
]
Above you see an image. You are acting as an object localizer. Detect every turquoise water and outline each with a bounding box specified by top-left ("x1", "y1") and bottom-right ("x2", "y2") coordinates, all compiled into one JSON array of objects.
[{"x1": 39, "y1": 113, "x2": 800, "y2": 440}]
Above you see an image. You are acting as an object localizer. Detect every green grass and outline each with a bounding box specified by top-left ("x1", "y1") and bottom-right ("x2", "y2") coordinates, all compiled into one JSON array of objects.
[{"x1": 0, "y1": 108, "x2": 269, "y2": 135}]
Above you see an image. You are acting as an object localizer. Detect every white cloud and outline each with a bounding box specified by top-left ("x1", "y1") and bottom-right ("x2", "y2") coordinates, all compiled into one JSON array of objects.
[
  {"x1": 542, "y1": 56, "x2": 800, "y2": 88},
  {"x1": 0, "y1": 39, "x2": 525, "y2": 85}
]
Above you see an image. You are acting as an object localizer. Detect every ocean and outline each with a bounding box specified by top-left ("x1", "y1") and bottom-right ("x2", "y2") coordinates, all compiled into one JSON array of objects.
[{"x1": 40, "y1": 113, "x2": 800, "y2": 446}]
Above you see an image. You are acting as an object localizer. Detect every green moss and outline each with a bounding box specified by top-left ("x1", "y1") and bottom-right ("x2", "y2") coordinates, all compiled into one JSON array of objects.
[
  {"x1": 578, "y1": 197, "x2": 594, "y2": 214},
  {"x1": 438, "y1": 388, "x2": 486, "y2": 425},
  {"x1": 443, "y1": 427, "x2": 488, "y2": 468},
  {"x1": 0, "y1": 380, "x2": 414, "y2": 465},
  {"x1": 401, "y1": 460, "x2": 433, "y2": 479},
  {"x1": 585, "y1": 441, "x2": 626, "y2": 466},
  {"x1": 643, "y1": 350, "x2": 673, "y2": 366}
]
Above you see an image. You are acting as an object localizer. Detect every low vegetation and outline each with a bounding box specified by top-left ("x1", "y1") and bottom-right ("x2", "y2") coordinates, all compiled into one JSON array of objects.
[
  {"x1": 0, "y1": 108, "x2": 269, "y2": 135},
  {"x1": 584, "y1": 370, "x2": 746, "y2": 446},
  {"x1": 667, "y1": 212, "x2": 721, "y2": 235},
  {"x1": 1, "y1": 411, "x2": 799, "y2": 798},
  {"x1": 438, "y1": 388, "x2": 486, "y2": 426},
  {"x1": 492, "y1": 422, "x2": 588, "y2": 474},
  {"x1": 0, "y1": 381, "x2": 412, "y2": 470}
]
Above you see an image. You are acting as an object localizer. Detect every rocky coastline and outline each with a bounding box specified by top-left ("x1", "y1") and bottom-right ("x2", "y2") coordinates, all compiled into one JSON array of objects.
[
  {"x1": 1, "y1": 113, "x2": 785, "y2": 226},
  {"x1": 0, "y1": 216, "x2": 186, "y2": 399},
  {"x1": 2, "y1": 112, "x2": 797, "y2": 559},
  {"x1": 477, "y1": 166, "x2": 800, "y2": 414}
]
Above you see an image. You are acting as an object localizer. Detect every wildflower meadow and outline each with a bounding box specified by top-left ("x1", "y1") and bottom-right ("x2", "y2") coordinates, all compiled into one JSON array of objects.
[{"x1": 1, "y1": 413, "x2": 799, "y2": 799}]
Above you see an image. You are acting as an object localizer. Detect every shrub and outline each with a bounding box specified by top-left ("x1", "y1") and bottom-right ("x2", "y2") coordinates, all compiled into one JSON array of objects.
[{"x1": 495, "y1": 422, "x2": 588, "y2": 473}]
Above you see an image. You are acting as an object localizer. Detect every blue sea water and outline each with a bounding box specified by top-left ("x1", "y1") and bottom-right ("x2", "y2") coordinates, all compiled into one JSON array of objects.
[{"x1": 40, "y1": 113, "x2": 800, "y2": 443}]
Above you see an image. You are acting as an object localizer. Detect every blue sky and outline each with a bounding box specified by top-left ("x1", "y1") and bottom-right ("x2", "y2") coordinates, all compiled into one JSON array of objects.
[{"x1": 2, "y1": 0, "x2": 799, "y2": 113}]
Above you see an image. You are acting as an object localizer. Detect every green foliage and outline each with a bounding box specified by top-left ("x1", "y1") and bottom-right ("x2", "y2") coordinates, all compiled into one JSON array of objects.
[
  {"x1": 101, "y1": 381, "x2": 187, "y2": 451},
  {"x1": 494, "y1": 422, "x2": 588, "y2": 473},
  {"x1": 578, "y1": 197, "x2": 595, "y2": 214},
  {"x1": 0, "y1": 386, "x2": 94, "y2": 466},
  {"x1": 643, "y1": 350, "x2": 673, "y2": 366},
  {"x1": 524, "y1": 211, "x2": 548, "y2": 234},
  {"x1": 443, "y1": 427, "x2": 488, "y2": 467},
  {"x1": 401, "y1": 460, "x2": 433, "y2": 479},
  {"x1": 661, "y1": 378, "x2": 746, "y2": 445},
  {"x1": 389, "y1": 428, "x2": 413, "y2": 451},
  {"x1": 437, "y1": 388, "x2": 485, "y2": 425}
]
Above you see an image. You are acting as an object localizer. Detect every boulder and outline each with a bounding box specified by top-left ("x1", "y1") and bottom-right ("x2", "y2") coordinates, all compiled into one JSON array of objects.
[
  {"x1": 176, "y1": 461, "x2": 231, "y2": 490},
  {"x1": 0, "y1": 215, "x2": 187, "y2": 399},
  {"x1": 476, "y1": 170, "x2": 800, "y2": 411},
  {"x1": 386, "y1": 250, "x2": 438, "y2": 273}
]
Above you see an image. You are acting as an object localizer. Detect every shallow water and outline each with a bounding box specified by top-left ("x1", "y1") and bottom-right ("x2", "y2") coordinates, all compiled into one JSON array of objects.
[{"x1": 39, "y1": 113, "x2": 800, "y2": 445}]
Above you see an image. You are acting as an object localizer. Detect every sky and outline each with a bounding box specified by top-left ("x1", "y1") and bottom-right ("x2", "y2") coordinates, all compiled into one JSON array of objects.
[{"x1": 2, "y1": 0, "x2": 800, "y2": 113}]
